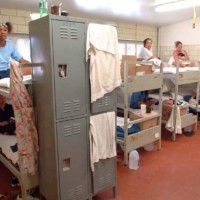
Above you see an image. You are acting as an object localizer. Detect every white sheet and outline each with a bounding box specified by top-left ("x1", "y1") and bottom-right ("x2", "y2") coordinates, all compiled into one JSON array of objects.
[
  {"x1": 0, "y1": 134, "x2": 18, "y2": 164},
  {"x1": 89, "y1": 112, "x2": 116, "y2": 171},
  {"x1": 155, "y1": 67, "x2": 199, "y2": 74}
]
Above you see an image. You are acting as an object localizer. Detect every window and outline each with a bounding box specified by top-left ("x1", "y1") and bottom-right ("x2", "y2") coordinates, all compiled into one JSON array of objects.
[
  {"x1": 118, "y1": 40, "x2": 143, "y2": 59},
  {"x1": 8, "y1": 34, "x2": 31, "y2": 62}
]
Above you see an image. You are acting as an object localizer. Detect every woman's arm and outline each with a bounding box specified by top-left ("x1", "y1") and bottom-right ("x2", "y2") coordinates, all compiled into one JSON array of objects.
[{"x1": 19, "y1": 58, "x2": 31, "y2": 64}]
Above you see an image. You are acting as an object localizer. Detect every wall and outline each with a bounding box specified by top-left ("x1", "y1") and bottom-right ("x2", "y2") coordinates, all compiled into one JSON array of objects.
[
  {"x1": 159, "y1": 17, "x2": 200, "y2": 62},
  {"x1": 0, "y1": 8, "x2": 158, "y2": 54},
  {"x1": 0, "y1": 8, "x2": 31, "y2": 33}
]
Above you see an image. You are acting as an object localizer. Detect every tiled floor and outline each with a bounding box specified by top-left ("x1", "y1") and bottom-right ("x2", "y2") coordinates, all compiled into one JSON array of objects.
[
  {"x1": 94, "y1": 124, "x2": 200, "y2": 200},
  {"x1": 1, "y1": 125, "x2": 200, "y2": 200}
]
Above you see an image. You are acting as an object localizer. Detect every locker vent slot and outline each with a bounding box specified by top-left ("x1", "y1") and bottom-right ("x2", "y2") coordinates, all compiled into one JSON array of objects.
[
  {"x1": 98, "y1": 177, "x2": 105, "y2": 188},
  {"x1": 70, "y1": 28, "x2": 78, "y2": 39},
  {"x1": 60, "y1": 27, "x2": 68, "y2": 39},
  {"x1": 63, "y1": 125, "x2": 72, "y2": 137},
  {"x1": 76, "y1": 185, "x2": 83, "y2": 196},
  {"x1": 105, "y1": 173, "x2": 111, "y2": 184},
  {"x1": 73, "y1": 100, "x2": 80, "y2": 112},
  {"x1": 97, "y1": 96, "x2": 111, "y2": 108},
  {"x1": 65, "y1": 189, "x2": 75, "y2": 200},
  {"x1": 63, "y1": 101, "x2": 71, "y2": 113},
  {"x1": 73, "y1": 123, "x2": 81, "y2": 135}
]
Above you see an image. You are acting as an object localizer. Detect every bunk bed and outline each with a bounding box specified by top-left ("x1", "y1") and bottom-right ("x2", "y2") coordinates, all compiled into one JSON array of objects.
[
  {"x1": 160, "y1": 62, "x2": 200, "y2": 141},
  {"x1": 117, "y1": 60, "x2": 163, "y2": 165},
  {"x1": 0, "y1": 62, "x2": 38, "y2": 200}
]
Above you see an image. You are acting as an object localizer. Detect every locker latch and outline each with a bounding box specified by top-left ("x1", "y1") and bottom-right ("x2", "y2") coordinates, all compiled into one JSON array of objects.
[{"x1": 58, "y1": 64, "x2": 67, "y2": 77}]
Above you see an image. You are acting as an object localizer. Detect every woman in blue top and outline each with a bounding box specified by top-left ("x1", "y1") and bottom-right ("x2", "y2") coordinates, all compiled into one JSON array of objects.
[{"x1": 0, "y1": 22, "x2": 29, "y2": 79}]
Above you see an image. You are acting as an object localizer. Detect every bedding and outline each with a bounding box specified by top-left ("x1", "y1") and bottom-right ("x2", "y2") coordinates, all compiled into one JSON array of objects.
[{"x1": 0, "y1": 134, "x2": 18, "y2": 164}]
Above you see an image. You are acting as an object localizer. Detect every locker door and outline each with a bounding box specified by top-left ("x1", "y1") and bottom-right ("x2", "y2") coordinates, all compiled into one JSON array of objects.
[
  {"x1": 52, "y1": 20, "x2": 87, "y2": 120},
  {"x1": 57, "y1": 118, "x2": 90, "y2": 200}
]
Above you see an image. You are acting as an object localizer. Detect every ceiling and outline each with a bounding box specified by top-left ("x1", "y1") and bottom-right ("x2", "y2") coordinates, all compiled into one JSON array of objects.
[{"x1": 1, "y1": 0, "x2": 199, "y2": 27}]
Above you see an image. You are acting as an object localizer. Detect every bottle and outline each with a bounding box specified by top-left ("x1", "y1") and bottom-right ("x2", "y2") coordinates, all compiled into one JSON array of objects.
[
  {"x1": 39, "y1": 0, "x2": 48, "y2": 17},
  {"x1": 129, "y1": 150, "x2": 140, "y2": 170}
]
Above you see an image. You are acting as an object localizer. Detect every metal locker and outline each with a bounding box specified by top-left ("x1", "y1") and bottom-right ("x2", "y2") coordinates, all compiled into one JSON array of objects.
[
  {"x1": 57, "y1": 117, "x2": 91, "y2": 200},
  {"x1": 52, "y1": 20, "x2": 88, "y2": 120},
  {"x1": 91, "y1": 90, "x2": 116, "y2": 114},
  {"x1": 92, "y1": 157, "x2": 116, "y2": 195}
]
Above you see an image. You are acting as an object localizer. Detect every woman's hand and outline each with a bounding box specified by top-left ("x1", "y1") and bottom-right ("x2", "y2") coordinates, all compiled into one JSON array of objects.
[{"x1": 0, "y1": 121, "x2": 9, "y2": 126}]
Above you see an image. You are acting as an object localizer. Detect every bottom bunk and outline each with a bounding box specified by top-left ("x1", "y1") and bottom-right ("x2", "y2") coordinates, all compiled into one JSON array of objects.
[
  {"x1": 0, "y1": 134, "x2": 38, "y2": 200},
  {"x1": 117, "y1": 112, "x2": 161, "y2": 165}
]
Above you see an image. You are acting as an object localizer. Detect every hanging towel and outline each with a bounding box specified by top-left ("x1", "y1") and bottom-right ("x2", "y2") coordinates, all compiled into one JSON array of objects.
[
  {"x1": 89, "y1": 111, "x2": 116, "y2": 171},
  {"x1": 86, "y1": 23, "x2": 121, "y2": 102},
  {"x1": 165, "y1": 105, "x2": 182, "y2": 134}
]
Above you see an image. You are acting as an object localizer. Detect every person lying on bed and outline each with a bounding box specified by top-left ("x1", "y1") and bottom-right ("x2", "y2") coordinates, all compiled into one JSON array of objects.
[
  {"x1": 0, "y1": 95, "x2": 15, "y2": 135},
  {"x1": 170, "y1": 41, "x2": 195, "y2": 67},
  {"x1": 130, "y1": 91, "x2": 158, "y2": 109},
  {"x1": 0, "y1": 22, "x2": 30, "y2": 79}
]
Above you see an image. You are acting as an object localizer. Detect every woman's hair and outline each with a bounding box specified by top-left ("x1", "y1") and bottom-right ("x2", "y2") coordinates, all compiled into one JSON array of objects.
[
  {"x1": 5, "y1": 22, "x2": 13, "y2": 33},
  {"x1": 175, "y1": 41, "x2": 182, "y2": 47},
  {"x1": 143, "y1": 38, "x2": 152, "y2": 47}
]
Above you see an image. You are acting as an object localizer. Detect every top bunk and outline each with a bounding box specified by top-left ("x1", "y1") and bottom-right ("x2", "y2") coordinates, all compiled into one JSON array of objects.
[
  {"x1": 157, "y1": 62, "x2": 200, "y2": 85},
  {"x1": 120, "y1": 55, "x2": 163, "y2": 93}
]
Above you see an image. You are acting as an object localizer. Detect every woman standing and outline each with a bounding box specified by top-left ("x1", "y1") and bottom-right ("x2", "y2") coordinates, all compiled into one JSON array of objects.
[{"x1": 0, "y1": 22, "x2": 29, "y2": 79}]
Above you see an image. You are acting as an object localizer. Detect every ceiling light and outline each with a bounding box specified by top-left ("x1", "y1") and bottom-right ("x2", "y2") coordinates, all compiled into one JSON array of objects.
[
  {"x1": 155, "y1": 0, "x2": 200, "y2": 12},
  {"x1": 75, "y1": 0, "x2": 140, "y2": 15}
]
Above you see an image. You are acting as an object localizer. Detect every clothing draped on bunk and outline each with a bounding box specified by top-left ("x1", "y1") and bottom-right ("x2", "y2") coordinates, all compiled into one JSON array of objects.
[
  {"x1": 165, "y1": 105, "x2": 182, "y2": 134},
  {"x1": 9, "y1": 61, "x2": 39, "y2": 175},
  {"x1": 89, "y1": 112, "x2": 116, "y2": 172},
  {"x1": 86, "y1": 23, "x2": 121, "y2": 102}
]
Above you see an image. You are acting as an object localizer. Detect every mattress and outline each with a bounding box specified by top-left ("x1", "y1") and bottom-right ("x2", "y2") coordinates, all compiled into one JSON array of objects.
[{"x1": 0, "y1": 134, "x2": 18, "y2": 164}]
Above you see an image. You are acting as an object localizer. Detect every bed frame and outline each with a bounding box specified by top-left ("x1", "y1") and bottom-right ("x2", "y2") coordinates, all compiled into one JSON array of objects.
[
  {"x1": 163, "y1": 61, "x2": 200, "y2": 141},
  {"x1": 118, "y1": 61, "x2": 163, "y2": 165},
  {"x1": 0, "y1": 69, "x2": 38, "y2": 199}
]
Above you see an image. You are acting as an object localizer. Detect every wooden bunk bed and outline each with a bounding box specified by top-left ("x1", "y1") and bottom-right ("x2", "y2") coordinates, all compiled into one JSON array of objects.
[
  {"x1": 117, "y1": 60, "x2": 163, "y2": 165},
  {"x1": 162, "y1": 62, "x2": 200, "y2": 141},
  {"x1": 0, "y1": 63, "x2": 38, "y2": 200}
]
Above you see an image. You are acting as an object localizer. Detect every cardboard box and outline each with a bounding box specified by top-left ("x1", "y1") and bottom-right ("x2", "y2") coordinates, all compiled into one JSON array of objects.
[
  {"x1": 129, "y1": 110, "x2": 159, "y2": 130},
  {"x1": 120, "y1": 55, "x2": 153, "y2": 78},
  {"x1": 162, "y1": 103, "x2": 187, "y2": 121}
]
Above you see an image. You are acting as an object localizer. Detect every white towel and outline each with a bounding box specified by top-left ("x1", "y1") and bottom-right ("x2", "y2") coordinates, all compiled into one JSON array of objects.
[
  {"x1": 89, "y1": 112, "x2": 116, "y2": 172},
  {"x1": 87, "y1": 23, "x2": 121, "y2": 102},
  {"x1": 165, "y1": 106, "x2": 182, "y2": 134}
]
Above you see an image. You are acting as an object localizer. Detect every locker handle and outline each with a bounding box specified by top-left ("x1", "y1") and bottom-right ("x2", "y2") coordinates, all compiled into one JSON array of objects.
[
  {"x1": 58, "y1": 64, "x2": 67, "y2": 77},
  {"x1": 62, "y1": 158, "x2": 70, "y2": 172}
]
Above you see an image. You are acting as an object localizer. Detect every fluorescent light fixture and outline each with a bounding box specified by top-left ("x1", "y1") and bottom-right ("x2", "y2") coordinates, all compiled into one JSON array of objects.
[
  {"x1": 75, "y1": 0, "x2": 140, "y2": 15},
  {"x1": 154, "y1": 0, "x2": 180, "y2": 6},
  {"x1": 155, "y1": 0, "x2": 200, "y2": 12}
]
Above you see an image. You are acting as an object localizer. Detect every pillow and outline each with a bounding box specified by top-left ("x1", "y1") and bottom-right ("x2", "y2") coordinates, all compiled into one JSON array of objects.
[{"x1": 0, "y1": 78, "x2": 10, "y2": 88}]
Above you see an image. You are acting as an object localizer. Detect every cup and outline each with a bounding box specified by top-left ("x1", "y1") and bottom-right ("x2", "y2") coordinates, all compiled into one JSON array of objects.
[
  {"x1": 51, "y1": 5, "x2": 61, "y2": 15},
  {"x1": 146, "y1": 105, "x2": 152, "y2": 113},
  {"x1": 140, "y1": 104, "x2": 146, "y2": 116}
]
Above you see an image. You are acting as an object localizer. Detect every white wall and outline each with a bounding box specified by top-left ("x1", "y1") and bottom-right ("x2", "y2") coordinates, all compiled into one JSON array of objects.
[
  {"x1": 159, "y1": 17, "x2": 200, "y2": 61},
  {"x1": 159, "y1": 17, "x2": 200, "y2": 46}
]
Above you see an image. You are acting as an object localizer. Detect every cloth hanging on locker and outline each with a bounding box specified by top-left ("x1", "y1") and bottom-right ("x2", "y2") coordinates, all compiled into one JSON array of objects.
[
  {"x1": 89, "y1": 111, "x2": 116, "y2": 171},
  {"x1": 10, "y1": 61, "x2": 39, "y2": 175},
  {"x1": 86, "y1": 23, "x2": 121, "y2": 103},
  {"x1": 165, "y1": 105, "x2": 182, "y2": 134}
]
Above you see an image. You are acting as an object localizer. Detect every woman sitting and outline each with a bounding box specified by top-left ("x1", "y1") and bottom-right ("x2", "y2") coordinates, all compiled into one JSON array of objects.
[
  {"x1": 138, "y1": 38, "x2": 161, "y2": 67},
  {"x1": 168, "y1": 41, "x2": 195, "y2": 67},
  {"x1": 0, "y1": 95, "x2": 15, "y2": 135}
]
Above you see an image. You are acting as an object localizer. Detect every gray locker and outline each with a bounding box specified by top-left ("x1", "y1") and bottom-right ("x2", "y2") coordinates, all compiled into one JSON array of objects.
[
  {"x1": 91, "y1": 90, "x2": 116, "y2": 114},
  {"x1": 30, "y1": 15, "x2": 116, "y2": 200},
  {"x1": 92, "y1": 158, "x2": 116, "y2": 195},
  {"x1": 57, "y1": 118, "x2": 90, "y2": 200},
  {"x1": 52, "y1": 20, "x2": 88, "y2": 120}
]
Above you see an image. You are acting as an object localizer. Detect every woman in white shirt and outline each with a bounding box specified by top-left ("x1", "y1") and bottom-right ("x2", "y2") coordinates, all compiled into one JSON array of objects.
[{"x1": 138, "y1": 38, "x2": 160, "y2": 60}]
